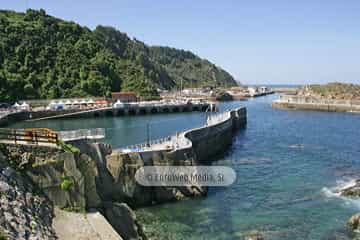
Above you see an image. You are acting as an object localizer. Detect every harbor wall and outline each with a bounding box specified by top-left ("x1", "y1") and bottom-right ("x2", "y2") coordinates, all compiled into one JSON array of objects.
[
  {"x1": 272, "y1": 95, "x2": 360, "y2": 113},
  {"x1": 105, "y1": 107, "x2": 247, "y2": 206},
  {"x1": 0, "y1": 102, "x2": 213, "y2": 126},
  {"x1": 0, "y1": 109, "x2": 80, "y2": 127}
]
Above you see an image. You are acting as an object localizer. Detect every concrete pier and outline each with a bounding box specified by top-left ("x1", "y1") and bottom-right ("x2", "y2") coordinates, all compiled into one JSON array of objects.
[
  {"x1": 26, "y1": 102, "x2": 213, "y2": 121},
  {"x1": 0, "y1": 101, "x2": 214, "y2": 126}
]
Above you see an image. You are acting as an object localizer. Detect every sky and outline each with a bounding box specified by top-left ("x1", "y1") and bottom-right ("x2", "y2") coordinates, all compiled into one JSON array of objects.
[{"x1": 1, "y1": 0, "x2": 360, "y2": 85}]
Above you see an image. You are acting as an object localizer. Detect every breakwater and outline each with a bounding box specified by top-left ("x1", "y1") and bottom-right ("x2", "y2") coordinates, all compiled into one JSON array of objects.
[
  {"x1": 272, "y1": 95, "x2": 360, "y2": 112},
  {"x1": 105, "y1": 107, "x2": 247, "y2": 206},
  {"x1": 29, "y1": 102, "x2": 213, "y2": 121}
]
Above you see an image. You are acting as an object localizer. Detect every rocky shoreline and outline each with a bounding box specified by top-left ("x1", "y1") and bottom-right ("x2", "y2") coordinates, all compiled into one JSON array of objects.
[{"x1": 333, "y1": 179, "x2": 360, "y2": 236}]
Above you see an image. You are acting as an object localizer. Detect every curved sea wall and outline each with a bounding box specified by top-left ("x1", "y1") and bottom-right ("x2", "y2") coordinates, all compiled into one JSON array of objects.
[
  {"x1": 272, "y1": 95, "x2": 360, "y2": 112},
  {"x1": 105, "y1": 107, "x2": 247, "y2": 206},
  {"x1": 183, "y1": 107, "x2": 246, "y2": 162}
]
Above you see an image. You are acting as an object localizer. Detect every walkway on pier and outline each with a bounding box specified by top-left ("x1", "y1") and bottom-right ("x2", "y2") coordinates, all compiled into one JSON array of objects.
[
  {"x1": 26, "y1": 101, "x2": 213, "y2": 122},
  {"x1": 118, "y1": 111, "x2": 230, "y2": 153},
  {"x1": 0, "y1": 127, "x2": 106, "y2": 148}
]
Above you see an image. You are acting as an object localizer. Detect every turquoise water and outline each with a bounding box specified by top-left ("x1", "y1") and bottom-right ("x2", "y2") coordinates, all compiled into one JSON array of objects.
[{"x1": 10, "y1": 95, "x2": 360, "y2": 239}]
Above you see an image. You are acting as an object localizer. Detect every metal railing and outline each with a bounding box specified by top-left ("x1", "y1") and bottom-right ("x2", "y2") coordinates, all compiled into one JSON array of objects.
[
  {"x1": 58, "y1": 128, "x2": 105, "y2": 141},
  {"x1": 206, "y1": 111, "x2": 230, "y2": 126},
  {"x1": 120, "y1": 132, "x2": 192, "y2": 152},
  {"x1": 0, "y1": 128, "x2": 58, "y2": 145},
  {"x1": 120, "y1": 110, "x2": 231, "y2": 153}
]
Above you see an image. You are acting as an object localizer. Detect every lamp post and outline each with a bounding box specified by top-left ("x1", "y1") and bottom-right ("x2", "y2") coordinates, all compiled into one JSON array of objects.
[{"x1": 146, "y1": 122, "x2": 150, "y2": 147}]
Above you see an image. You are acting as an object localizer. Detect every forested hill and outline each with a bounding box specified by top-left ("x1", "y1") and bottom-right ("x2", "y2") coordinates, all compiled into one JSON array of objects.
[
  {"x1": 149, "y1": 46, "x2": 236, "y2": 88},
  {"x1": 0, "y1": 9, "x2": 237, "y2": 101}
]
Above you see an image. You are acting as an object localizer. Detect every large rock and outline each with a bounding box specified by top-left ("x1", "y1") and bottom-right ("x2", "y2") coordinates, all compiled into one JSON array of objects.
[
  {"x1": 340, "y1": 180, "x2": 360, "y2": 197},
  {"x1": 348, "y1": 213, "x2": 360, "y2": 231},
  {"x1": 70, "y1": 142, "x2": 115, "y2": 200},
  {"x1": 106, "y1": 152, "x2": 153, "y2": 206},
  {"x1": 77, "y1": 153, "x2": 102, "y2": 208},
  {"x1": 106, "y1": 151, "x2": 207, "y2": 207},
  {"x1": 25, "y1": 150, "x2": 101, "y2": 210},
  {"x1": 26, "y1": 152, "x2": 86, "y2": 209},
  {"x1": 103, "y1": 202, "x2": 147, "y2": 240}
]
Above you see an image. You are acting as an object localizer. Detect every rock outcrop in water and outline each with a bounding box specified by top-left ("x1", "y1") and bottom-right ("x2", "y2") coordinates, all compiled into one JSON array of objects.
[
  {"x1": 348, "y1": 213, "x2": 360, "y2": 232},
  {"x1": 339, "y1": 180, "x2": 360, "y2": 235},
  {"x1": 106, "y1": 150, "x2": 207, "y2": 207},
  {"x1": 340, "y1": 179, "x2": 360, "y2": 198}
]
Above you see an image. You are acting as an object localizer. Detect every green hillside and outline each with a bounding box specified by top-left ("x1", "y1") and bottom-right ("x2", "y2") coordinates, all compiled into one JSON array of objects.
[
  {"x1": 150, "y1": 46, "x2": 236, "y2": 88},
  {"x1": 0, "y1": 9, "x2": 237, "y2": 101}
]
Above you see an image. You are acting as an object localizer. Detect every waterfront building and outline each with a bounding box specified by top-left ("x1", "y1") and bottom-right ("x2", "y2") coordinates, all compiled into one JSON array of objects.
[{"x1": 111, "y1": 92, "x2": 138, "y2": 103}]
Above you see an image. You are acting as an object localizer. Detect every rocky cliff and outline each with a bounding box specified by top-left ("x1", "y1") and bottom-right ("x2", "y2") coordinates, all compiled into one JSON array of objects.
[{"x1": 0, "y1": 142, "x2": 146, "y2": 240}]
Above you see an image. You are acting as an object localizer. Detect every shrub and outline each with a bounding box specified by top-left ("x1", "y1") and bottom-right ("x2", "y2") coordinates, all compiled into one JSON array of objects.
[
  {"x1": 60, "y1": 177, "x2": 74, "y2": 191},
  {"x1": 58, "y1": 140, "x2": 80, "y2": 154}
]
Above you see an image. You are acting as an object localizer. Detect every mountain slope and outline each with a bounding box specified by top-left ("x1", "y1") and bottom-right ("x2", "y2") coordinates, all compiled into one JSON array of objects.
[
  {"x1": 0, "y1": 9, "x2": 237, "y2": 101},
  {"x1": 150, "y1": 46, "x2": 236, "y2": 88}
]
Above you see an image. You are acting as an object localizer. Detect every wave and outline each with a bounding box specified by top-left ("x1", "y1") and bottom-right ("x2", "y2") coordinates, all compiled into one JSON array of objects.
[{"x1": 321, "y1": 178, "x2": 360, "y2": 209}]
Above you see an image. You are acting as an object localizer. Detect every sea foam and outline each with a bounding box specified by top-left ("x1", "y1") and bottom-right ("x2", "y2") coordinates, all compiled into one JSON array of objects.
[{"x1": 321, "y1": 178, "x2": 360, "y2": 209}]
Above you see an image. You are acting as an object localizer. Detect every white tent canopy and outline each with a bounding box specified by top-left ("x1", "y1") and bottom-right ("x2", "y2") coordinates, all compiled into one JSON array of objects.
[
  {"x1": 13, "y1": 102, "x2": 20, "y2": 108},
  {"x1": 20, "y1": 102, "x2": 30, "y2": 110},
  {"x1": 113, "y1": 100, "x2": 124, "y2": 108},
  {"x1": 65, "y1": 100, "x2": 72, "y2": 105},
  {"x1": 80, "y1": 100, "x2": 87, "y2": 105},
  {"x1": 87, "y1": 99, "x2": 95, "y2": 104}
]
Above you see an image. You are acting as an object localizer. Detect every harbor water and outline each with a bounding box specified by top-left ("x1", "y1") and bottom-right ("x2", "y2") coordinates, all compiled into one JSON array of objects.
[{"x1": 11, "y1": 94, "x2": 360, "y2": 239}]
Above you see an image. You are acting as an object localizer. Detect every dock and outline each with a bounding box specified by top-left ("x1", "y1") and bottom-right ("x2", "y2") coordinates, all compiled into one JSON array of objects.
[{"x1": 26, "y1": 101, "x2": 214, "y2": 122}]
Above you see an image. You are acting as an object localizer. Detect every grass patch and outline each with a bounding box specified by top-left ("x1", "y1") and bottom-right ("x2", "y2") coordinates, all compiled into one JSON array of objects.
[
  {"x1": 62, "y1": 205, "x2": 86, "y2": 214},
  {"x1": 58, "y1": 140, "x2": 80, "y2": 154},
  {"x1": 60, "y1": 176, "x2": 74, "y2": 191}
]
